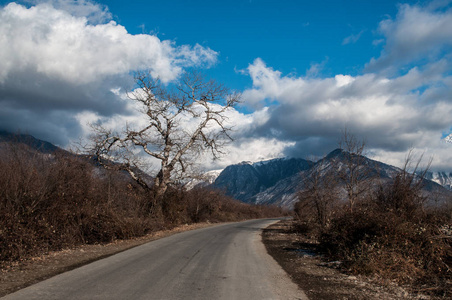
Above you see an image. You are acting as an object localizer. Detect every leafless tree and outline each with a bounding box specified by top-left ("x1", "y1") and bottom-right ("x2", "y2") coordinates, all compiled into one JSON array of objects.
[
  {"x1": 376, "y1": 149, "x2": 431, "y2": 215},
  {"x1": 296, "y1": 158, "x2": 339, "y2": 229},
  {"x1": 336, "y1": 129, "x2": 371, "y2": 212},
  {"x1": 91, "y1": 70, "x2": 240, "y2": 201}
]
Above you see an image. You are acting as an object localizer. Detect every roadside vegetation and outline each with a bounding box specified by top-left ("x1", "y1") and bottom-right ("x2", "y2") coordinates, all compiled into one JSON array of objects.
[
  {"x1": 294, "y1": 135, "x2": 452, "y2": 298},
  {"x1": 0, "y1": 141, "x2": 284, "y2": 264}
]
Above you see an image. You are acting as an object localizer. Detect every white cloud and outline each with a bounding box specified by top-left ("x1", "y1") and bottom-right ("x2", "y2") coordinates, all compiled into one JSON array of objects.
[
  {"x1": 0, "y1": 2, "x2": 217, "y2": 84},
  {"x1": 188, "y1": 106, "x2": 285, "y2": 170},
  {"x1": 206, "y1": 137, "x2": 295, "y2": 171},
  {"x1": 0, "y1": 1, "x2": 218, "y2": 146},
  {"x1": 306, "y1": 58, "x2": 328, "y2": 78},
  {"x1": 366, "y1": 3, "x2": 452, "y2": 73},
  {"x1": 241, "y1": 58, "x2": 452, "y2": 170},
  {"x1": 334, "y1": 74, "x2": 355, "y2": 87},
  {"x1": 342, "y1": 30, "x2": 364, "y2": 45},
  {"x1": 23, "y1": 0, "x2": 112, "y2": 24},
  {"x1": 1, "y1": 0, "x2": 451, "y2": 175},
  {"x1": 237, "y1": 2, "x2": 452, "y2": 172}
]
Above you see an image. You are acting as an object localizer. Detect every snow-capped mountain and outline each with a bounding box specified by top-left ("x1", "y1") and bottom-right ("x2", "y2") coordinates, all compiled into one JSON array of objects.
[
  {"x1": 250, "y1": 149, "x2": 402, "y2": 207},
  {"x1": 203, "y1": 169, "x2": 223, "y2": 183},
  {"x1": 212, "y1": 157, "x2": 313, "y2": 202},
  {"x1": 424, "y1": 172, "x2": 452, "y2": 191},
  {"x1": 211, "y1": 149, "x2": 452, "y2": 208},
  {"x1": 184, "y1": 169, "x2": 223, "y2": 190}
]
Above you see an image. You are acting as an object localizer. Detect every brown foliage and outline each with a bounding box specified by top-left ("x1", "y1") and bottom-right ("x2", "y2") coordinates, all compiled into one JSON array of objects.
[
  {"x1": 320, "y1": 205, "x2": 451, "y2": 295},
  {"x1": 161, "y1": 186, "x2": 285, "y2": 225},
  {"x1": 0, "y1": 144, "x2": 153, "y2": 262},
  {"x1": 296, "y1": 159, "x2": 452, "y2": 297},
  {"x1": 294, "y1": 158, "x2": 339, "y2": 231},
  {"x1": 0, "y1": 142, "x2": 283, "y2": 264}
]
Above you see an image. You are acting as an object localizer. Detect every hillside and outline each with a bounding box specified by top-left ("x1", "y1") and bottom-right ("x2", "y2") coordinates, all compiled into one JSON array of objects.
[
  {"x1": 0, "y1": 132, "x2": 285, "y2": 267},
  {"x1": 210, "y1": 149, "x2": 452, "y2": 208},
  {"x1": 213, "y1": 158, "x2": 313, "y2": 202},
  {"x1": 0, "y1": 131, "x2": 64, "y2": 154},
  {"x1": 2, "y1": 132, "x2": 450, "y2": 209},
  {"x1": 424, "y1": 171, "x2": 452, "y2": 191}
]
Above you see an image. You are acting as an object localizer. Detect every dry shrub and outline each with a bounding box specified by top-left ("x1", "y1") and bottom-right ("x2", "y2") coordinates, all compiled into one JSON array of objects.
[
  {"x1": 322, "y1": 208, "x2": 451, "y2": 291},
  {"x1": 0, "y1": 144, "x2": 155, "y2": 262},
  {"x1": 161, "y1": 186, "x2": 285, "y2": 226},
  {"x1": 318, "y1": 170, "x2": 452, "y2": 296},
  {"x1": 0, "y1": 141, "x2": 285, "y2": 264}
]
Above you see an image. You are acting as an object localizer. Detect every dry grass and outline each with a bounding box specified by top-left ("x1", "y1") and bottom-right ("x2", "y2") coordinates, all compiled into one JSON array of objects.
[
  {"x1": 295, "y1": 168, "x2": 452, "y2": 297},
  {"x1": 0, "y1": 141, "x2": 284, "y2": 265}
]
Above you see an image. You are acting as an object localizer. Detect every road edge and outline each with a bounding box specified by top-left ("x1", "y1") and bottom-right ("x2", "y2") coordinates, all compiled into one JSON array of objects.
[
  {"x1": 256, "y1": 219, "x2": 309, "y2": 300},
  {"x1": 0, "y1": 222, "x2": 224, "y2": 297}
]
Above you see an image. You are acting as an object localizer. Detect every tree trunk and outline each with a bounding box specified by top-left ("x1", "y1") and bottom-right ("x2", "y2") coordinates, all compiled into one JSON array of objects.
[{"x1": 154, "y1": 168, "x2": 172, "y2": 200}]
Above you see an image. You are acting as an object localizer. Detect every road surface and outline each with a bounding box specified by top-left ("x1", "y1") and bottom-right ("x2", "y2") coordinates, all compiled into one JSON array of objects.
[{"x1": 2, "y1": 219, "x2": 307, "y2": 300}]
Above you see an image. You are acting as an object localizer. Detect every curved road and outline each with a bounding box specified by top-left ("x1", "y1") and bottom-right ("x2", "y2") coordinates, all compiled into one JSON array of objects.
[{"x1": 3, "y1": 219, "x2": 307, "y2": 300}]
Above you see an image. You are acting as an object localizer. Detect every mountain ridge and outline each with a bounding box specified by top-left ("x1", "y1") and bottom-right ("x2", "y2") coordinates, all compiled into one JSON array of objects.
[
  {"x1": 212, "y1": 157, "x2": 313, "y2": 202},
  {"x1": 1, "y1": 132, "x2": 450, "y2": 209},
  {"x1": 0, "y1": 131, "x2": 64, "y2": 154},
  {"x1": 211, "y1": 148, "x2": 452, "y2": 208}
]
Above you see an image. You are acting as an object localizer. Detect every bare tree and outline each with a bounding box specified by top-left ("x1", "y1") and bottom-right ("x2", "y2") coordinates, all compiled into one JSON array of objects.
[
  {"x1": 336, "y1": 129, "x2": 371, "y2": 212},
  {"x1": 91, "y1": 70, "x2": 240, "y2": 201},
  {"x1": 376, "y1": 149, "x2": 431, "y2": 215},
  {"x1": 296, "y1": 158, "x2": 339, "y2": 229}
]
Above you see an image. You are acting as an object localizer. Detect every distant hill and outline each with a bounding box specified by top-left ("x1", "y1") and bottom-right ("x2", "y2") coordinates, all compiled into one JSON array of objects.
[
  {"x1": 209, "y1": 149, "x2": 452, "y2": 208},
  {"x1": 213, "y1": 157, "x2": 313, "y2": 202},
  {"x1": 0, "y1": 131, "x2": 152, "y2": 186},
  {"x1": 424, "y1": 171, "x2": 452, "y2": 191},
  {"x1": 0, "y1": 131, "x2": 64, "y2": 154},
  {"x1": 2, "y1": 132, "x2": 449, "y2": 209}
]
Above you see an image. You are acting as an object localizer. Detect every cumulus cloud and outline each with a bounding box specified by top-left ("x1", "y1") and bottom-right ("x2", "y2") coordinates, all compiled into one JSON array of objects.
[
  {"x1": 366, "y1": 3, "x2": 452, "y2": 73},
  {"x1": 240, "y1": 58, "x2": 452, "y2": 170},
  {"x1": 0, "y1": 2, "x2": 217, "y2": 145},
  {"x1": 1, "y1": 0, "x2": 451, "y2": 174},
  {"x1": 22, "y1": 0, "x2": 112, "y2": 24},
  {"x1": 0, "y1": 2, "x2": 217, "y2": 84},
  {"x1": 234, "y1": 2, "x2": 452, "y2": 171},
  {"x1": 201, "y1": 106, "x2": 298, "y2": 170}
]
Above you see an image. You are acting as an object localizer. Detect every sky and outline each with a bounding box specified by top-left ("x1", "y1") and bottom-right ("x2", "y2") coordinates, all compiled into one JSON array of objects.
[{"x1": 0, "y1": 0, "x2": 451, "y2": 172}]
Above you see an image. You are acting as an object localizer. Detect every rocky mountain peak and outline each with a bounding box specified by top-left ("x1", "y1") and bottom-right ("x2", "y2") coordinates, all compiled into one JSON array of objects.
[{"x1": 211, "y1": 149, "x2": 452, "y2": 208}]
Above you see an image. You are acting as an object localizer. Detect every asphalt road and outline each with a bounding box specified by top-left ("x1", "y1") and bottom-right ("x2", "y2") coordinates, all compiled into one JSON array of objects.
[{"x1": 2, "y1": 219, "x2": 307, "y2": 300}]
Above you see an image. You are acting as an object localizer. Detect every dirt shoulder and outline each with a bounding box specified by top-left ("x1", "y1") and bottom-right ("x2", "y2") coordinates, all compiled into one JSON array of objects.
[
  {"x1": 0, "y1": 222, "x2": 219, "y2": 297},
  {"x1": 262, "y1": 219, "x2": 429, "y2": 300}
]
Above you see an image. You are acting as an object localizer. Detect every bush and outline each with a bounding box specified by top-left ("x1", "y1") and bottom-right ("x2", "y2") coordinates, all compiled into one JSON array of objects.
[
  {"x1": 0, "y1": 141, "x2": 285, "y2": 263},
  {"x1": 0, "y1": 145, "x2": 155, "y2": 261},
  {"x1": 296, "y1": 164, "x2": 452, "y2": 296},
  {"x1": 161, "y1": 186, "x2": 285, "y2": 225},
  {"x1": 321, "y1": 207, "x2": 451, "y2": 292}
]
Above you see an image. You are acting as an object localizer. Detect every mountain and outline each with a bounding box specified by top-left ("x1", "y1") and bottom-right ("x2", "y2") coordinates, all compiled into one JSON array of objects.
[
  {"x1": 424, "y1": 171, "x2": 452, "y2": 191},
  {"x1": 0, "y1": 131, "x2": 63, "y2": 154},
  {"x1": 184, "y1": 169, "x2": 223, "y2": 190},
  {"x1": 212, "y1": 157, "x2": 313, "y2": 202},
  {"x1": 211, "y1": 149, "x2": 452, "y2": 208},
  {"x1": 0, "y1": 132, "x2": 153, "y2": 185},
  {"x1": 251, "y1": 149, "x2": 400, "y2": 207},
  {"x1": 4, "y1": 132, "x2": 449, "y2": 209}
]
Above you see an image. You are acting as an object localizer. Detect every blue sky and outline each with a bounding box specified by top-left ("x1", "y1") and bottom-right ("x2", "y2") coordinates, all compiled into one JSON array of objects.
[
  {"x1": 102, "y1": 0, "x2": 406, "y2": 89},
  {"x1": 0, "y1": 0, "x2": 451, "y2": 171}
]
